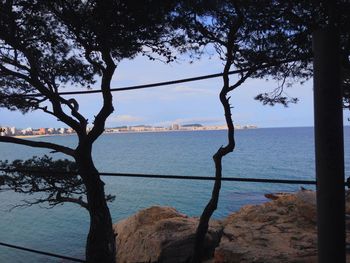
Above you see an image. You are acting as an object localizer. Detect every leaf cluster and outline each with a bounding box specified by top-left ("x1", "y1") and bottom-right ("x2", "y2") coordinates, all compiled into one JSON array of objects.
[
  {"x1": 0, "y1": 155, "x2": 115, "y2": 210},
  {"x1": 0, "y1": 0, "x2": 177, "y2": 112},
  {"x1": 173, "y1": 0, "x2": 350, "y2": 107}
]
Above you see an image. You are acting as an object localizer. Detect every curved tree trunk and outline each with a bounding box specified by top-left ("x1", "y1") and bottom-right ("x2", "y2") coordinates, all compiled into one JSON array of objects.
[
  {"x1": 191, "y1": 26, "x2": 250, "y2": 259},
  {"x1": 191, "y1": 90, "x2": 235, "y2": 262},
  {"x1": 76, "y1": 144, "x2": 116, "y2": 263},
  {"x1": 192, "y1": 150, "x2": 225, "y2": 262}
]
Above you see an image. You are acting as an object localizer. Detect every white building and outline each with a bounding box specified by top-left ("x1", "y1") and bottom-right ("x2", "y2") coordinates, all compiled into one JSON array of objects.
[
  {"x1": 47, "y1": 128, "x2": 55, "y2": 134},
  {"x1": 10, "y1": 127, "x2": 16, "y2": 135},
  {"x1": 173, "y1": 123, "x2": 180, "y2": 130},
  {"x1": 58, "y1": 128, "x2": 66, "y2": 134},
  {"x1": 21, "y1": 127, "x2": 33, "y2": 135}
]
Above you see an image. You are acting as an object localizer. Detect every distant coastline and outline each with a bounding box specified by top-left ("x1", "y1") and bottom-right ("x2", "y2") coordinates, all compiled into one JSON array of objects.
[
  {"x1": 1, "y1": 123, "x2": 258, "y2": 138},
  {"x1": 13, "y1": 133, "x2": 75, "y2": 139}
]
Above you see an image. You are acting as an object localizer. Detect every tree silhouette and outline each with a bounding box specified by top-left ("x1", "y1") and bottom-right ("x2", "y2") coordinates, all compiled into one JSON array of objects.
[
  {"x1": 173, "y1": 1, "x2": 349, "y2": 261},
  {"x1": 0, "y1": 156, "x2": 115, "y2": 210},
  {"x1": 1, "y1": 1, "x2": 349, "y2": 262},
  {"x1": 0, "y1": 1, "x2": 175, "y2": 262}
]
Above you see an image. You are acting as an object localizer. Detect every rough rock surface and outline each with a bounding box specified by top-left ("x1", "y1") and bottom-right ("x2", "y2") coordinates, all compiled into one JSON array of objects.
[
  {"x1": 214, "y1": 190, "x2": 318, "y2": 263},
  {"x1": 113, "y1": 206, "x2": 222, "y2": 263},
  {"x1": 114, "y1": 191, "x2": 350, "y2": 263}
]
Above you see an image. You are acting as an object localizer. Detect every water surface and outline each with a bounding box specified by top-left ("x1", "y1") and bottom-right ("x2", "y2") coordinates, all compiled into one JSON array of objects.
[{"x1": 0, "y1": 127, "x2": 349, "y2": 262}]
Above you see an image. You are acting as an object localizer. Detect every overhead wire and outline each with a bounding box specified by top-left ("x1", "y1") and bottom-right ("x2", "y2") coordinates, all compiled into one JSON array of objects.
[
  {"x1": 0, "y1": 241, "x2": 85, "y2": 262},
  {"x1": 0, "y1": 167, "x2": 317, "y2": 185},
  {"x1": 18, "y1": 57, "x2": 306, "y2": 97},
  {"x1": 25, "y1": 69, "x2": 241, "y2": 97}
]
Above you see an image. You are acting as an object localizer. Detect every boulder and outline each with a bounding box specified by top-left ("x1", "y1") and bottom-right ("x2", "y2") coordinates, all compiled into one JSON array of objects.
[
  {"x1": 214, "y1": 190, "x2": 318, "y2": 263},
  {"x1": 113, "y1": 206, "x2": 222, "y2": 263},
  {"x1": 114, "y1": 190, "x2": 350, "y2": 263}
]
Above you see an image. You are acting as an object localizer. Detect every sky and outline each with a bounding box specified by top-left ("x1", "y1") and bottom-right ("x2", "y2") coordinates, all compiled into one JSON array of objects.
[{"x1": 0, "y1": 53, "x2": 348, "y2": 129}]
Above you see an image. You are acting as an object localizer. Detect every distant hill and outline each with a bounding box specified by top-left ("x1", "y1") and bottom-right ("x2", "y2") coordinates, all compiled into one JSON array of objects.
[
  {"x1": 181, "y1": 124, "x2": 203, "y2": 127},
  {"x1": 132, "y1": 125, "x2": 152, "y2": 128}
]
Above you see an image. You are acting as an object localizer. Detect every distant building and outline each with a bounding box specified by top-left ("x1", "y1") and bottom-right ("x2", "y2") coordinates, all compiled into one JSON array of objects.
[
  {"x1": 32, "y1": 129, "x2": 41, "y2": 135},
  {"x1": 152, "y1": 126, "x2": 166, "y2": 132},
  {"x1": 0, "y1": 126, "x2": 7, "y2": 136},
  {"x1": 181, "y1": 124, "x2": 203, "y2": 130},
  {"x1": 47, "y1": 128, "x2": 55, "y2": 134},
  {"x1": 58, "y1": 128, "x2": 66, "y2": 134},
  {"x1": 67, "y1": 128, "x2": 74, "y2": 134},
  {"x1": 171, "y1": 123, "x2": 180, "y2": 130},
  {"x1": 10, "y1": 127, "x2": 16, "y2": 135},
  {"x1": 129, "y1": 125, "x2": 152, "y2": 132},
  {"x1": 39, "y1": 128, "x2": 47, "y2": 135},
  {"x1": 21, "y1": 127, "x2": 33, "y2": 135},
  {"x1": 1, "y1": 123, "x2": 257, "y2": 137}
]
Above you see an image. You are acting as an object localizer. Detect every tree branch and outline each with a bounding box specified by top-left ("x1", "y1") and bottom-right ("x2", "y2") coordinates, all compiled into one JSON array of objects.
[
  {"x1": 87, "y1": 50, "x2": 116, "y2": 143},
  {"x1": 0, "y1": 20, "x2": 85, "y2": 136},
  {"x1": 7, "y1": 197, "x2": 88, "y2": 211},
  {"x1": 59, "y1": 97, "x2": 88, "y2": 129},
  {"x1": 0, "y1": 136, "x2": 75, "y2": 156},
  {"x1": 0, "y1": 64, "x2": 31, "y2": 82}
]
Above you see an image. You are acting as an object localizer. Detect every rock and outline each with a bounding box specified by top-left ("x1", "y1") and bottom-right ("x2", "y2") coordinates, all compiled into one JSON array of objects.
[
  {"x1": 295, "y1": 190, "x2": 317, "y2": 223},
  {"x1": 215, "y1": 190, "x2": 318, "y2": 263},
  {"x1": 113, "y1": 206, "x2": 223, "y2": 263},
  {"x1": 114, "y1": 190, "x2": 350, "y2": 263},
  {"x1": 214, "y1": 189, "x2": 350, "y2": 263}
]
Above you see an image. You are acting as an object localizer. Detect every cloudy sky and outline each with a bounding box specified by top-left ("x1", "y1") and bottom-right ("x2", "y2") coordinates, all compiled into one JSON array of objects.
[{"x1": 1, "y1": 52, "x2": 347, "y2": 129}]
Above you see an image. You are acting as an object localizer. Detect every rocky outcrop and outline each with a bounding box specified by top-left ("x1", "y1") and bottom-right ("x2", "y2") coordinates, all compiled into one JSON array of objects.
[
  {"x1": 113, "y1": 206, "x2": 222, "y2": 263},
  {"x1": 215, "y1": 190, "x2": 318, "y2": 263},
  {"x1": 114, "y1": 190, "x2": 350, "y2": 263}
]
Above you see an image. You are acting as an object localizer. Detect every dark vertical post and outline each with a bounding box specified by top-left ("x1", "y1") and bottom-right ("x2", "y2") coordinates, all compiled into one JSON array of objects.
[{"x1": 313, "y1": 27, "x2": 345, "y2": 263}]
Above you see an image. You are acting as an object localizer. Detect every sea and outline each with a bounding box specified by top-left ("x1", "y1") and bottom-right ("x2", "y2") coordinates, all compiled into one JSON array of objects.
[{"x1": 0, "y1": 127, "x2": 349, "y2": 262}]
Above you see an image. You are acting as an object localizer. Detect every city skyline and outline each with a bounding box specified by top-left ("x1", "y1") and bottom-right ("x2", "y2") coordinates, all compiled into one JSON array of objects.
[{"x1": 0, "y1": 123, "x2": 258, "y2": 137}]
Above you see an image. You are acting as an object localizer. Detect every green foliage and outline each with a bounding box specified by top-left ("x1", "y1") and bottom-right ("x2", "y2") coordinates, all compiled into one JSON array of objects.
[
  {"x1": 0, "y1": 155, "x2": 115, "y2": 210},
  {"x1": 173, "y1": 0, "x2": 350, "y2": 107},
  {"x1": 0, "y1": 0, "x2": 176, "y2": 112}
]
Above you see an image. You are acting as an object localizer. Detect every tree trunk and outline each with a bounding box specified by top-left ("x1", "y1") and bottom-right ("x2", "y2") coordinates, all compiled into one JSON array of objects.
[
  {"x1": 313, "y1": 27, "x2": 345, "y2": 263},
  {"x1": 76, "y1": 144, "x2": 116, "y2": 263},
  {"x1": 192, "y1": 152, "x2": 223, "y2": 262},
  {"x1": 191, "y1": 68, "x2": 239, "y2": 261}
]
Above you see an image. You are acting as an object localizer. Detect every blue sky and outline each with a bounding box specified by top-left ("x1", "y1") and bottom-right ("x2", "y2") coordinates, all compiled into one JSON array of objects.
[{"x1": 1, "y1": 53, "x2": 347, "y2": 129}]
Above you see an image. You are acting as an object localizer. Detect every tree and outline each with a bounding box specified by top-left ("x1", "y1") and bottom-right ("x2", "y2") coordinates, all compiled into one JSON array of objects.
[
  {"x1": 172, "y1": 1, "x2": 349, "y2": 261},
  {"x1": 173, "y1": 1, "x2": 310, "y2": 261},
  {"x1": 0, "y1": 1, "x2": 175, "y2": 262},
  {"x1": 1, "y1": 1, "x2": 349, "y2": 262},
  {"x1": 0, "y1": 156, "x2": 116, "y2": 210}
]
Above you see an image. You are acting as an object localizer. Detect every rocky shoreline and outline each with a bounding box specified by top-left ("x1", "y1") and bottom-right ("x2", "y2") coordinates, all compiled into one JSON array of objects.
[{"x1": 113, "y1": 190, "x2": 350, "y2": 263}]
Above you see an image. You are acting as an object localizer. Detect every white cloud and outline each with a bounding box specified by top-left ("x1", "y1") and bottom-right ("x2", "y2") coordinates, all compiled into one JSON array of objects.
[{"x1": 107, "y1": 114, "x2": 144, "y2": 124}]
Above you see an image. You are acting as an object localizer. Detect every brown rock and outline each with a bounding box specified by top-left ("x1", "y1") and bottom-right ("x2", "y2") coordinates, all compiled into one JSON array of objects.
[
  {"x1": 113, "y1": 206, "x2": 222, "y2": 263},
  {"x1": 215, "y1": 190, "x2": 318, "y2": 263},
  {"x1": 295, "y1": 190, "x2": 317, "y2": 223},
  {"x1": 114, "y1": 190, "x2": 350, "y2": 263}
]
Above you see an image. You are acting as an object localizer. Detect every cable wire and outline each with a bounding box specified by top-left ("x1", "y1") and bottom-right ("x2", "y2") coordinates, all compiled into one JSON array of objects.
[
  {"x1": 26, "y1": 69, "x2": 240, "y2": 97},
  {"x1": 19, "y1": 57, "x2": 306, "y2": 97},
  {"x1": 0, "y1": 168, "x2": 318, "y2": 185},
  {"x1": 0, "y1": 241, "x2": 85, "y2": 262}
]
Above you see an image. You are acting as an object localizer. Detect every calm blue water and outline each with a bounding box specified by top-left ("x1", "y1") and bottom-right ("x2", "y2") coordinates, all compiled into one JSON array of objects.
[{"x1": 0, "y1": 127, "x2": 349, "y2": 262}]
